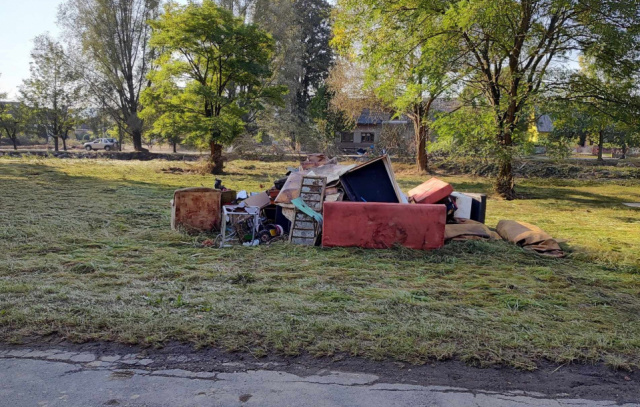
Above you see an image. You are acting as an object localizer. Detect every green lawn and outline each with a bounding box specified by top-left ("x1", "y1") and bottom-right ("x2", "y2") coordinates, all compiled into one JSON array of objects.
[{"x1": 0, "y1": 157, "x2": 639, "y2": 370}]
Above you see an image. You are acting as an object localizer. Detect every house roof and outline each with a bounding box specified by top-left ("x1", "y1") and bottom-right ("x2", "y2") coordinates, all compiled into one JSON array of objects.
[
  {"x1": 356, "y1": 98, "x2": 460, "y2": 125},
  {"x1": 536, "y1": 114, "x2": 554, "y2": 133},
  {"x1": 357, "y1": 109, "x2": 391, "y2": 125},
  {"x1": 431, "y1": 98, "x2": 460, "y2": 113}
]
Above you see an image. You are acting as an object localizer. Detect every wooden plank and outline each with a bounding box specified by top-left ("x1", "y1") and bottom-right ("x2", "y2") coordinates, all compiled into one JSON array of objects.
[
  {"x1": 302, "y1": 178, "x2": 325, "y2": 186},
  {"x1": 381, "y1": 154, "x2": 404, "y2": 203},
  {"x1": 292, "y1": 237, "x2": 315, "y2": 245},
  {"x1": 300, "y1": 193, "x2": 321, "y2": 200},
  {"x1": 292, "y1": 229, "x2": 316, "y2": 238},
  {"x1": 301, "y1": 186, "x2": 323, "y2": 193},
  {"x1": 289, "y1": 175, "x2": 327, "y2": 246},
  {"x1": 294, "y1": 221, "x2": 315, "y2": 230},
  {"x1": 295, "y1": 212, "x2": 311, "y2": 220}
]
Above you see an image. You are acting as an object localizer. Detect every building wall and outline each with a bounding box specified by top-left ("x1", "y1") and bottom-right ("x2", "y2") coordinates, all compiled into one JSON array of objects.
[
  {"x1": 337, "y1": 117, "x2": 423, "y2": 153},
  {"x1": 338, "y1": 124, "x2": 382, "y2": 151}
]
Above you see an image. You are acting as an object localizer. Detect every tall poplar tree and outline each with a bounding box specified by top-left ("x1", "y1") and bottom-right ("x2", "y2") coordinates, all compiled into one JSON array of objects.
[
  {"x1": 20, "y1": 35, "x2": 83, "y2": 152},
  {"x1": 58, "y1": 0, "x2": 160, "y2": 152}
]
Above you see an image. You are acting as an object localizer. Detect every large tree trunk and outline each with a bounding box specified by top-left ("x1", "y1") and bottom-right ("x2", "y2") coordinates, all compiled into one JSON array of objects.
[
  {"x1": 128, "y1": 114, "x2": 148, "y2": 152},
  {"x1": 12, "y1": 137, "x2": 18, "y2": 150},
  {"x1": 495, "y1": 129, "x2": 516, "y2": 200},
  {"x1": 496, "y1": 159, "x2": 516, "y2": 200},
  {"x1": 210, "y1": 142, "x2": 224, "y2": 174},
  {"x1": 411, "y1": 100, "x2": 432, "y2": 173},
  {"x1": 132, "y1": 128, "x2": 146, "y2": 152},
  {"x1": 62, "y1": 137, "x2": 68, "y2": 151},
  {"x1": 172, "y1": 140, "x2": 177, "y2": 153},
  {"x1": 289, "y1": 132, "x2": 298, "y2": 153},
  {"x1": 53, "y1": 136, "x2": 59, "y2": 152},
  {"x1": 597, "y1": 130, "x2": 604, "y2": 161},
  {"x1": 578, "y1": 132, "x2": 587, "y2": 147},
  {"x1": 118, "y1": 124, "x2": 124, "y2": 151},
  {"x1": 413, "y1": 120, "x2": 428, "y2": 173},
  {"x1": 621, "y1": 142, "x2": 627, "y2": 159}
]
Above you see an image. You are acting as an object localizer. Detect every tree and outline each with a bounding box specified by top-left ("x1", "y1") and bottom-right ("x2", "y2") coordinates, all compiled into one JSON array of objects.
[
  {"x1": 20, "y1": 35, "x2": 83, "y2": 152},
  {"x1": 550, "y1": 58, "x2": 640, "y2": 161},
  {"x1": 334, "y1": 0, "x2": 640, "y2": 198},
  {"x1": 216, "y1": 0, "x2": 256, "y2": 18},
  {"x1": 251, "y1": 0, "x2": 334, "y2": 150},
  {"x1": 0, "y1": 102, "x2": 28, "y2": 150},
  {"x1": 308, "y1": 84, "x2": 351, "y2": 148},
  {"x1": 333, "y1": 5, "x2": 460, "y2": 172},
  {"x1": 58, "y1": 0, "x2": 160, "y2": 152},
  {"x1": 326, "y1": 58, "x2": 387, "y2": 125},
  {"x1": 141, "y1": 1, "x2": 285, "y2": 173},
  {"x1": 143, "y1": 108, "x2": 184, "y2": 153},
  {"x1": 549, "y1": 102, "x2": 636, "y2": 160},
  {"x1": 292, "y1": 0, "x2": 333, "y2": 116},
  {"x1": 82, "y1": 106, "x2": 115, "y2": 143},
  {"x1": 546, "y1": 103, "x2": 591, "y2": 148}
]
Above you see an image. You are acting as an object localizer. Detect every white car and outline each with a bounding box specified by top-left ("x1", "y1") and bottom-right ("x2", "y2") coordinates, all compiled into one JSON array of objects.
[{"x1": 84, "y1": 138, "x2": 118, "y2": 151}]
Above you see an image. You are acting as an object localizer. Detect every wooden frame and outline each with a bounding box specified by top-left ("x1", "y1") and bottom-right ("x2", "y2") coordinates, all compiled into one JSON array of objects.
[{"x1": 289, "y1": 176, "x2": 327, "y2": 245}]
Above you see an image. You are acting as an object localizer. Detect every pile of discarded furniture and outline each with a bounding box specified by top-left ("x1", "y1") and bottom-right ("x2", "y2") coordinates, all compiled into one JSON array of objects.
[{"x1": 171, "y1": 154, "x2": 564, "y2": 257}]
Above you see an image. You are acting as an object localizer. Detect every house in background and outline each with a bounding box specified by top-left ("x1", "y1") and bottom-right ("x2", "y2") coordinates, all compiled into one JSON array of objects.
[
  {"x1": 75, "y1": 123, "x2": 93, "y2": 141},
  {"x1": 337, "y1": 109, "x2": 413, "y2": 153},
  {"x1": 528, "y1": 114, "x2": 554, "y2": 143},
  {"x1": 337, "y1": 100, "x2": 460, "y2": 153}
]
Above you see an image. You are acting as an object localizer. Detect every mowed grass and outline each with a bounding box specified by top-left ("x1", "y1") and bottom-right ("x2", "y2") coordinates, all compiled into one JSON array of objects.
[{"x1": 0, "y1": 157, "x2": 639, "y2": 370}]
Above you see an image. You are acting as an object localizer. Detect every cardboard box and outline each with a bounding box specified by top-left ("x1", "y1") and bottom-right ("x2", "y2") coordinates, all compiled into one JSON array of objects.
[{"x1": 171, "y1": 188, "x2": 221, "y2": 232}]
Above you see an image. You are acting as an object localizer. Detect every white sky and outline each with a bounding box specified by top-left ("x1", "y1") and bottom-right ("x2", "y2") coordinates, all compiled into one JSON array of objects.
[
  {"x1": 0, "y1": 0, "x2": 580, "y2": 101},
  {"x1": 0, "y1": 0, "x2": 63, "y2": 99},
  {"x1": 0, "y1": 0, "x2": 197, "y2": 100}
]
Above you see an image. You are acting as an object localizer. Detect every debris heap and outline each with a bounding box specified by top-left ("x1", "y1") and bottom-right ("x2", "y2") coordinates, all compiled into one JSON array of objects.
[{"x1": 170, "y1": 154, "x2": 564, "y2": 257}]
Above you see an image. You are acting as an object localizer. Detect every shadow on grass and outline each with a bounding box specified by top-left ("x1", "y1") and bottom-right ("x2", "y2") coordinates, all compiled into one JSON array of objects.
[
  {"x1": 3, "y1": 161, "x2": 630, "y2": 214},
  {"x1": 612, "y1": 216, "x2": 640, "y2": 224},
  {"x1": 517, "y1": 184, "x2": 629, "y2": 206}
]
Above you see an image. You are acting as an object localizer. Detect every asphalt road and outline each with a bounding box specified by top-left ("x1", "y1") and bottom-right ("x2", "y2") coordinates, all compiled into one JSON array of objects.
[{"x1": 1, "y1": 347, "x2": 637, "y2": 407}]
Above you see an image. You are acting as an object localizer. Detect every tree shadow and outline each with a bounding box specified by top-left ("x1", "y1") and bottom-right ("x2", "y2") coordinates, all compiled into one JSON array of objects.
[
  {"x1": 3, "y1": 161, "x2": 636, "y2": 212},
  {"x1": 516, "y1": 184, "x2": 630, "y2": 207}
]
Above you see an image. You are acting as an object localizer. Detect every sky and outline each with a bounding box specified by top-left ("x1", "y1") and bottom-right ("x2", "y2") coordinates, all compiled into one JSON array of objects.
[
  {"x1": 0, "y1": 0, "x2": 580, "y2": 101},
  {"x1": 0, "y1": 0, "x2": 63, "y2": 100}
]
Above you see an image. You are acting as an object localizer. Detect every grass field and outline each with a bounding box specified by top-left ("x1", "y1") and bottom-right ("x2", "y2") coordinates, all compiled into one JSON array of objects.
[{"x1": 1, "y1": 157, "x2": 639, "y2": 370}]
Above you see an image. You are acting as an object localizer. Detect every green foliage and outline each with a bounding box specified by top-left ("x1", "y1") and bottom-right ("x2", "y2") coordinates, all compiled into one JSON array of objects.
[
  {"x1": 431, "y1": 100, "x2": 541, "y2": 160},
  {"x1": 431, "y1": 107, "x2": 498, "y2": 158},
  {"x1": 19, "y1": 35, "x2": 83, "y2": 151},
  {"x1": 334, "y1": 0, "x2": 456, "y2": 113},
  {"x1": 58, "y1": 0, "x2": 160, "y2": 151},
  {"x1": 546, "y1": 58, "x2": 640, "y2": 158},
  {"x1": 333, "y1": 0, "x2": 460, "y2": 170},
  {"x1": 307, "y1": 85, "x2": 350, "y2": 146},
  {"x1": 141, "y1": 1, "x2": 286, "y2": 152},
  {"x1": 333, "y1": 0, "x2": 640, "y2": 196},
  {"x1": 251, "y1": 0, "x2": 334, "y2": 150},
  {"x1": 291, "y1": 0, "x2": 333, "y2": 114},
  {"x1": 0, "y1": 103, "x2": 29, "y2": 149}
]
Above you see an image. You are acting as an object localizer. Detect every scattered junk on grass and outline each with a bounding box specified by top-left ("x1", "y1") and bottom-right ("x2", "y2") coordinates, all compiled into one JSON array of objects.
[
  {"x1": 170, "y1": 154, "x2": 564, "y2": 257},
  {"x1": 495, "y1": 220, "x2": 565, "y2": 258}
]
